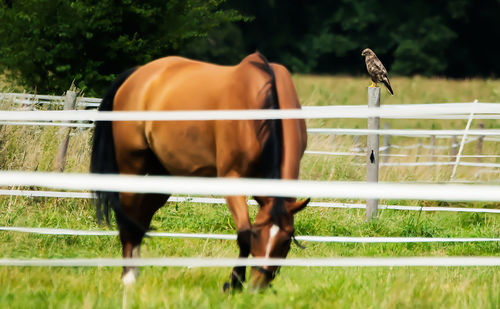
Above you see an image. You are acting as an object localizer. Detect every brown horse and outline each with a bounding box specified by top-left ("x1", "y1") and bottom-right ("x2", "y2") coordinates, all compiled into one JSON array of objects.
[{"x1": 90, "y1": 52, "x2": 309, "y2": 290}]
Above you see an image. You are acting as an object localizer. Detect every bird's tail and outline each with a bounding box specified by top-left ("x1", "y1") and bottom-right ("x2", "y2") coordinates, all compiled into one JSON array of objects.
[{"x1": 382, "y1": 79, "x2": 394, "y2": 95}]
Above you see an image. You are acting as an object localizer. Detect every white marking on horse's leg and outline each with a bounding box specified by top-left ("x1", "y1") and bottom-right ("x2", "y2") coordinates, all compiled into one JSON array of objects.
[
  {"x1": 122, "y1": 245, "x2": 141, "y2": 285},
  {"x1": 265, "y1": 224, "x2": 280, "y2": 258},
  {"x1": 122, "y1": 269, "x2": 136, "y2": 285}
]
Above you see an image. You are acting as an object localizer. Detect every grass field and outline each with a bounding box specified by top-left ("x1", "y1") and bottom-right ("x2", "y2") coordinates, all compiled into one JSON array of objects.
[{"x1": 0, "y1": 76, "x2": 499, "y2": 308}]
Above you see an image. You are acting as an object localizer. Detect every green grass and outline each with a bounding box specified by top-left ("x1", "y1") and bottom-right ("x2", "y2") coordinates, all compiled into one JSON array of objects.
[
  {"x1": 2, "y1": 266, "x2": 497, "y2": 308},
  {"x1": 1, "y1": 197, "x2": 499, "y2": 308},
  {"x1": 0, "y1": 75, "x2": 499, "y2": 308}
]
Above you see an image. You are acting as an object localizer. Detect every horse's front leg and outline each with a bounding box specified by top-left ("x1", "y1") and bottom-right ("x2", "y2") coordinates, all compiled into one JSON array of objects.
[{"x1": 223, "y1": 195, "x2": 251, "y2": 291}]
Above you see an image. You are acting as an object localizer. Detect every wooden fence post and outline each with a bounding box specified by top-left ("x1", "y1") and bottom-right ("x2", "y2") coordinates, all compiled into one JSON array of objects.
[
  {"x1": 54, "y1": 90, "x2": 77, "y2": 172},
  {"x1": 476, "y1": 122, "x2": 484, "y2": 162},
  {"x1": 382, "y1": 123, "x2": 390, "y2": 162},
  {"x1": 366, "y1": 87, "x2": 380, "y2": 221}
]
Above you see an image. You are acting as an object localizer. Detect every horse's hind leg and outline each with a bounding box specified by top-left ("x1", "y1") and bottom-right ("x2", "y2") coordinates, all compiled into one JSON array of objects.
[
  {"x1": 114, "y1": 139, "x2": 169, "y2": 284},
  {"x1": 223, "y1": 195, "x2": 251, "y2": 291},
  {"x1": 120, "y1": 192, "x2": 169, "y2": 285}
]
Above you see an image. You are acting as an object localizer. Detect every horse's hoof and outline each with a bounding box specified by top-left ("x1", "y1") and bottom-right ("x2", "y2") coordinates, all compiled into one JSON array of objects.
[
  {"x1": 232, "y1": 281, "x2": 243, "y2": 291},
  {"x1": 223, "y1": 281, "x2": 243, "y2": 293},
  {"x1": 122, "y1": 270, "x2": 136, "y2": 286},
  {"x1": 223, "y1": 282, "x2": 231, "y2": 293}
]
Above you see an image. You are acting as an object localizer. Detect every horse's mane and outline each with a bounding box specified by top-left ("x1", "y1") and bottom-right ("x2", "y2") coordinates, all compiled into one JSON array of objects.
[
  {"x1": 250, "y1": 52, "x2": 288, "y2": 227},
  {"x1": 249, "y1": 52, "x2": 277, "y2": 109}
]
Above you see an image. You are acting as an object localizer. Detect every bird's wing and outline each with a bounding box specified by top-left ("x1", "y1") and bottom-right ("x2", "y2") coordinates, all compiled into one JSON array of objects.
[
  {"x1": 366, "y1": 58, "x2": 380, "y2": 77},
  {"x1": 378, "y1": 59, "x2": 393, "y2": 94},
  {"x1": 381, "y1": 75, "x2": 394, "y2": 95},
  {"x1": 372, "y1": 56, "x2": 388, "y2": 74}
]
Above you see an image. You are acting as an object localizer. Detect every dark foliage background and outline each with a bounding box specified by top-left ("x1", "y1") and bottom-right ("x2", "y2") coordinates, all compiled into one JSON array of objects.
[
  {"x1": 215, "y1": 0, "x2": 500, "y2": 77},
  {"x1": 1, "y1": 0, "x2": 499, "y2": 95},
  {"x1": 0, "y1": 0, "x2": 244, "y2": 94}
]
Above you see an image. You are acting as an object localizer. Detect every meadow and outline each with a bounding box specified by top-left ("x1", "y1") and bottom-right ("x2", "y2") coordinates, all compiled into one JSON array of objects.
[{"x1": 0, "y1": 76, "x2": 499, "y2": 308}]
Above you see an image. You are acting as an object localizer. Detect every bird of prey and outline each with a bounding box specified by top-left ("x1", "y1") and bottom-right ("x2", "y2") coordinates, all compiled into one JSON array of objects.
[{"x1": 361, "y1": 48, "x2": 394, "y2": 95}]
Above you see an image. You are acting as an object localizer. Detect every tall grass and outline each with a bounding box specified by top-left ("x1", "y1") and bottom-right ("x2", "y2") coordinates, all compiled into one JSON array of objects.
[{"x1": 0, "y1": 76, "x2": 499, "y2": 308}]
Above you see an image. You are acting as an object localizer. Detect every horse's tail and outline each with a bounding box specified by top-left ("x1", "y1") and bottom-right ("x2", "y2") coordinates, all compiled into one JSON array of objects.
[{"x1": 90, "y1": 67, "x2": 137, "y2": 226}]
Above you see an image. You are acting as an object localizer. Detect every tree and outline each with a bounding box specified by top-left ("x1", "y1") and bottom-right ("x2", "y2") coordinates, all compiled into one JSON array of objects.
[
  {"x1": 0, "y1": 0, "x2": 243, "y2": 95},
  {"x1": 226, "y1": 0, "x2": 500, "y2": 78}
]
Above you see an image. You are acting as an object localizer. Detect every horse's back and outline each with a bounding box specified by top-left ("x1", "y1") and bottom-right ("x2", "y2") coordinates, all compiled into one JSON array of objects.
[
  {"x1": 112, "y1": 53, "x2": 279, "y2": 177},
  {"x1": 115, "y1": 54, "x2": 270, "y2": 111}
]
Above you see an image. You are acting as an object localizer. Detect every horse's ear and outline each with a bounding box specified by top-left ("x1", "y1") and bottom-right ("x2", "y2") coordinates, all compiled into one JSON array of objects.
[{"x1": 287, "y1": 198, "x2": 310, "y2": 215}]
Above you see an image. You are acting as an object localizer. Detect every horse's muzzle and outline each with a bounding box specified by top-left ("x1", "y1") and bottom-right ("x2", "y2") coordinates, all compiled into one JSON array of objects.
[{"x1": 249, "y1": 266, "x2": 277, "y2": 290}]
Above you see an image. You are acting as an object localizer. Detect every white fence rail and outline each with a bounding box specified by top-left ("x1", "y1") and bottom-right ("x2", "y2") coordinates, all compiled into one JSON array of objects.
[
  {"x1": 1, "y1": 171, "x2": 500, "y2": 202},
  {"x1": 2, "y1": 103, "x2": 500, "y2": 121},
  {"x1": 0, "y1": 256, "x2": 498, "y2": 267},
  {"x1": 1, "y1": 227, "x2": 499, "y2": 243},
  {"x1": 3, "y1": 119, "x2": 500, "y2": 138},
  {"x1": 309, "y1": 128, "x2": 500, "y2": 137},
  {"x1": 3, "y1": 93, "x2": 500, "y2": 118},
  {"x1": 0, "y1": 93, "x2": 100, "y2": 107},
  {"x1": 2, "y1": 190, "x2": 499, "y2": 213},
  {"x1": 308, "y1": 150, "x2": 500, "y2": 159},
  {"x1": 0, "y1": 121, "x2": 93, "y2": 127},
  {"x1": 376, "y1": 161, "x2": 500, "y2": 168}
]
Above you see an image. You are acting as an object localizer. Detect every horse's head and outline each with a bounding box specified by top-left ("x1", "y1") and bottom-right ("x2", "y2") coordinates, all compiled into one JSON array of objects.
[{"x1": 249, "y1": 197, "x2": 310, "y2": 289}]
